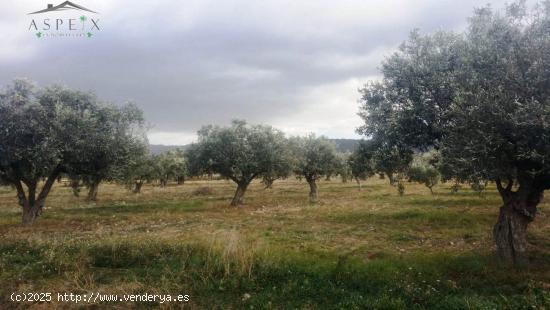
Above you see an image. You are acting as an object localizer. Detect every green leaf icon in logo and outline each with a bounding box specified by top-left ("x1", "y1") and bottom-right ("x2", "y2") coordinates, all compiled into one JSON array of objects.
[
  {"x1": 80, "y1": 16, "x2": 87, "y2": 31},
  {"x1": 35, "y1": 32, "x2": 42, "y2": 38},
  {"x1": 86, "y1": 32, "x2": 93, "y2": 38}
]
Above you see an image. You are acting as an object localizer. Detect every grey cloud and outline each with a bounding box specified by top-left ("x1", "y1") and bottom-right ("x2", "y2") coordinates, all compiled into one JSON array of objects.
[{"x1": 0, "y1": 0, "x2": 518, "y2": 143}]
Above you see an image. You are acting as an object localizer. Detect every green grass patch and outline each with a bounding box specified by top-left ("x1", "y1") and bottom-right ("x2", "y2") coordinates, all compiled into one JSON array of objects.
[{"x1": 0, "y1": 240, "x2": 548, "y2": 309}]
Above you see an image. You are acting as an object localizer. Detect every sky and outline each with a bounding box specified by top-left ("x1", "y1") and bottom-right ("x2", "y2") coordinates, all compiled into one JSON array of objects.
[{"x1": 0, "y1": 0, "x2": 521, "y2": 145}]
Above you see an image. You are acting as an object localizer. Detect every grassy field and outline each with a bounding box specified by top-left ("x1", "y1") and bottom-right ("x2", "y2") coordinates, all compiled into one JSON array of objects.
[{"x1": 0, "y1": 178, "x2": 549, "y2": 309}]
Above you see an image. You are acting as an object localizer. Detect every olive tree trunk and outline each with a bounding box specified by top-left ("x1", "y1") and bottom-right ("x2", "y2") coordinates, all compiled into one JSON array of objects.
[
  {"x1": 494, "y1": 179, "x2": 542, "y2": 265},
  {"x1": 355, "y1": 177, "x2": 362, "y2": 190},
  {"x1": 133, "y1": 180, "x2": 144, "y2": 193},
  {"x1": 14, "y1": 167, "x2": 60, "y2": 226},
  {"x1": 87, "y1": 179, "x2": 100, "y2": 201},
  {"x1": 70, "y1": 179, "x2": 81, "y2": 197},
  {"x1": 387, "y1": 172, "x2": 395, "y2": 185},
  {"x1": 230, "y1": 183, "x2": 249, "y2": 206},
  {"x1": 263, "y1": 177, "x2": 274, "y2": 189},
  {"x1": 306, "y1": 176, "x2": 318, "y2": 203},
  {"x1": 21, "y1": 200, "x2": 44, "y2": 225}
]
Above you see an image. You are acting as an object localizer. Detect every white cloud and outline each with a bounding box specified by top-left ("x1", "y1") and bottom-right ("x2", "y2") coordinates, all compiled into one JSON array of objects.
[
  {"x1": 271, "y1": 76, "x2": 378, "y2": 139},
  {"x1": 148, "y1": 131, "x2": 197, "y2": 145}
]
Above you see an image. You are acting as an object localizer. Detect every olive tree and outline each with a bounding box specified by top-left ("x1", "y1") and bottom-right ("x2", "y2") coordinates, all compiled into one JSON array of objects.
[
  {"x1": 290, "y1": 135, "x2": 340, "y2": 203},
  {"x1": 0, "y1": 79, "x2": 146, "y2": 225},
  {"x1": 261, "y1": 148, "x2": 293, "y2": 189},
  {"x1": 357, "y1": 77, "x2": 414, "y2": 192},
  {"x1": 68, "y1": 104, "x2": 146, "y2": 201},
  {"x1": 171, "y1": 149, "x2": 187, "y2": 185},
  {"x1": 155, "y1": 149, "x2": 187, "y2": 187},
  {"x1": 358, "y1": 1, "x2": 550, "y2": 264},
  {"x1": 336, "y1": 152, "x2": 352, "y2": 183},
  {"x1": 408, "y1": 151, "x2": 440, "y2": 195},
  {"x1": 355, "y1": 136, "x2": 411, "y2": 195},
  {"x1": 348, "y1": 140, "x2": 376, "y2": 190},
  {"x1": 186, "y1": 120, "x2": 291, "y2": 206},
  {"x1": 120, "y1": 152, "x2": 156, "y2": 194}
]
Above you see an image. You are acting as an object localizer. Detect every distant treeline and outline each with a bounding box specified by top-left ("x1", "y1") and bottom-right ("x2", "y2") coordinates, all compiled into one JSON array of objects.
[{"x1": 150, "y1": 139, "x2": 359, "y2": 155}]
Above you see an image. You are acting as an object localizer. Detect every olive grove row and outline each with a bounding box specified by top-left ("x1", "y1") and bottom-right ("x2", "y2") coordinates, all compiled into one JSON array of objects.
[{"x1": 0, "y1": 81, "x2": 441, "y2": 225}]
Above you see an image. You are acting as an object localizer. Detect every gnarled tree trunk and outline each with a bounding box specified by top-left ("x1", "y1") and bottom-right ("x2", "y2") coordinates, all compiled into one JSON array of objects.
[
  {"x1": 70, "y1": 179, "x2": 81, "y2": 197},
  {"x1": 231, "y1": 183, "x2": 248, "y2": 206},
  {"x1": 133, "y1": 180, "x2": 144, "y2": 193},
  {"x1": 386, "y1": 172, "x2": 395, "y2": 185},
  {"x1": 494, "y1": 179, "x2": 542, "y2": 265},
  {"x1": 87, "y1": 179, "x2": 100, "y2": 201},
  {"x1": 14, "y1": 167, "x2": 60, "y2": 226},
  {"x1": 262, "y1": 177, "x2": 275, "y2": 189},
  {"x1": 306, "y1": 176, "x2": 318, "y2": 203},
  {"x1": 22, "y1": 200, "x2": 44, "y2": 226},
  {"x1": 355, "y1": 177, "x2": 362, "y2": 190}
]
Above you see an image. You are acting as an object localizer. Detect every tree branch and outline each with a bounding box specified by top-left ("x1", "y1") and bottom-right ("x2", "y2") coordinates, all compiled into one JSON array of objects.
[
  {"x1": 37, "y1": 165, "x2": 62, "y2": 202},
  {"x1": 496, "y1": 177, "x2": 514, "y2": 199},
  {"x1": 505, "y1": 178, "x2": 513, "y2": 192},
  {"x1": 21, "y1": 179, "x2": 37, "y2": 206},
  {"x1": 228, "y1": 175, "x2": 240, "y2": 184},
  {"x1": 13, "y1": 180, "x2": 27, "y2": 207},
  {"x1": 248, "y1": 173, "x2": 259, "y2": 183}
]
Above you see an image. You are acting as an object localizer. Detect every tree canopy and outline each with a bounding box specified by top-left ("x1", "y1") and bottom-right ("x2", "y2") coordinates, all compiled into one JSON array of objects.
[
  {"x1": 186, "y1": 120, "x2": 291, "y2": 206},
  {"x1": 68, "y1": 103, "x2": 147, "y2": 201},
  {"x1": 120, "y1": 152, "x2": 156, "y2": 194},
  {"x1": 358, "y1": 1, "x2": 550, "y2": 263},
  {"x1": 154, "y1": 149, "x2": 187, "y2": 187},
  {"x1": 408, "y1": 150, "x2": 440, "y2": 195},
  {"x1": 290, "y1": 135, "x2": 340, "y2": 203},
  {"x1": 348, "y1": 140, "x2": 376, "y2": 189},
  {"x1": 0, "y1": 79, "x2": 147, "y2": 224}
]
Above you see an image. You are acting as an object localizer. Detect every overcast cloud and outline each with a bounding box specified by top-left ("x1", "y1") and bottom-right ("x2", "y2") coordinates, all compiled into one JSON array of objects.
[{"x1": 1, "y1": 0, "x2": 521, "y2": 144}]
